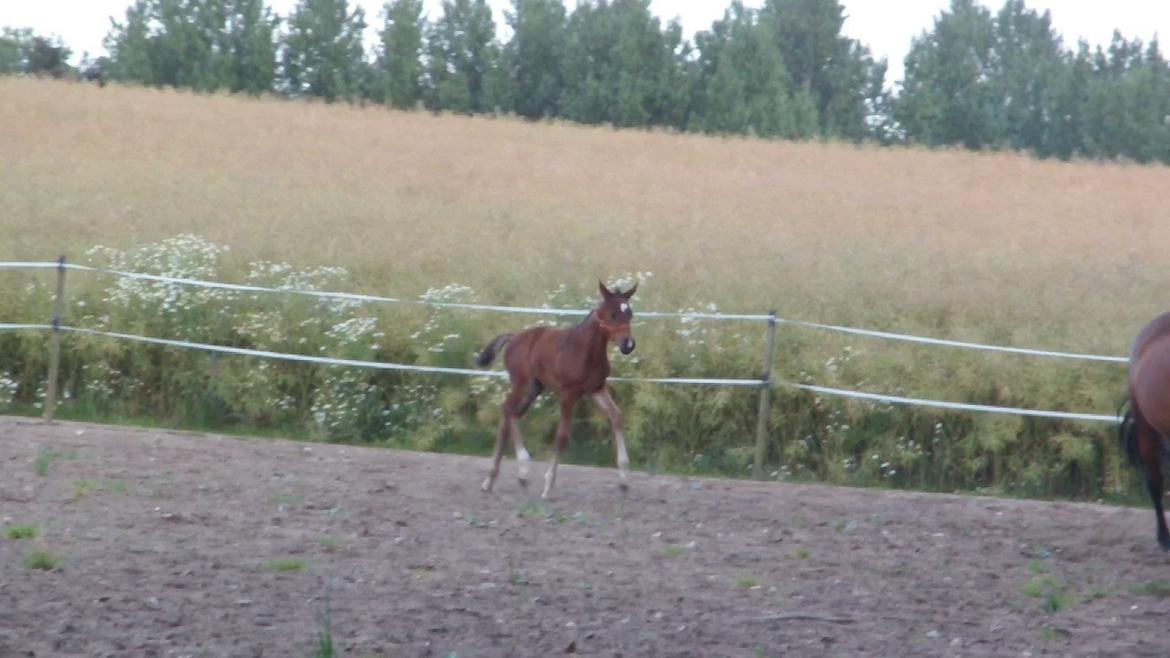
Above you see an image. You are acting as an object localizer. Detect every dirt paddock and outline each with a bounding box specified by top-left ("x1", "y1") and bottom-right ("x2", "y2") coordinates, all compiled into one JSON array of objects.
[{"x1": 1, "y1": 416, "x2": 1169, "y2": 657}]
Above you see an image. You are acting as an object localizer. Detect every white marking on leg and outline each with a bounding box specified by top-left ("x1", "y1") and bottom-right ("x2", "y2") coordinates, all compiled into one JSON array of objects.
[
  {"x1": 516, "y1": 447, "x2": 531, "y2": 480},
  {"x1": 593, "y1": 390, "x2": 629, "y2": 481},
  {"x1": 616, "y1": 431, "x2": 630, "y2": 479},
  {"x1": 542, "y1": 462, "x2": 556, "y2": 499}
]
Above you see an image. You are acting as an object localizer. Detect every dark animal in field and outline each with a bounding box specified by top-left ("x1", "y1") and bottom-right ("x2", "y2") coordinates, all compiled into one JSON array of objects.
[{"x1": 1121, "y1": 311, "x2": 1170, "y2": 550}]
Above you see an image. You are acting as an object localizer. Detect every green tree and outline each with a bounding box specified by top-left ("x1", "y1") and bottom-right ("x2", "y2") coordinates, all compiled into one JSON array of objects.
[
  {"x1": 611, "y1": 1, "x2": 655, "y2": 127},
  {"x1": 103, "y1": 0, "x2": 276, "y2": 94},
  {"x1": 224, "y1": 0, "x2": 279, "y2": 94},
  {"x1": 895, "y1": 0, "x2": 998, "y2": 148},
  {"x1": 0, "y1": 28, "x2": 74, "y2": 79},
  {"x1": 1079, "y1": 34, "x2": 1170, "y2": 163},
  {"x1": 0, "y1": 28, "x2": 33, "y2": 75},
  {"x1": 377, "y1": 0, "x2": 426, "y2": 109},
  {"x1": 1038, "y1": 41, "x2": 1092, "y2": 159},
  {"x1": 103, "y1": 1, "x2": 155, "y2": 84},
  {"x1": 501, "y1": 0, "x2": 567, "y2": 119},
  {"x1": 558, "y1": 1, "x2": 609, "y2": 124},
  {"x1": 690, "y1": 2, "x2": 813, "y2": 139},
  {"x1": 21, "y1": 35, "x2": 73, "y2": 78},
  {"x1": 760, "y1": 0, "x2": 884, "y2": 140},
  {"x1": 125, "y1": 0, "x2": 223, "y2": 90},
  {"x1": 988, "y1": 0, "x2": 1064, "y2": 152},
  {"x1": 425, "y1": 0, "x2": 500, "y2": 113},
  {"x1": 655, "y1": 20, "x2": 697, "y2": 131},
  {"x1": 281, "y1": 0, "x2": 369, "y2": 102},
  {"x1": 560, "y1": 0, "x2": 684, "y2": 128}
]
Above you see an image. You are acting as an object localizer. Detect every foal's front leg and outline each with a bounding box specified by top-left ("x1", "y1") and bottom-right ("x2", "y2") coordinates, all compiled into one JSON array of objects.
[
  {"x1": 592, "y1": 388, "x2": 630, "y2": 490},
  {"x1": 542, "y1": 395, "x2": 578, "y2": 499}
]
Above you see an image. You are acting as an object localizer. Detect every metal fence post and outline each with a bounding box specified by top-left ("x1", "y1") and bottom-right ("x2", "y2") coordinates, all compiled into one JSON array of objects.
[
  {"x1": 752, "y1": 310, "x2": 778, "y2": 480},
  {"x1": 43, "y1": 255, "x2": 67, "y2": 423}
]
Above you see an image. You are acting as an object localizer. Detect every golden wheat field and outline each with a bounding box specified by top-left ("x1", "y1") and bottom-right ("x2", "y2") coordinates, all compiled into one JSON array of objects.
[{"x1": 2, "y1": 76, "x2": 1168, "y2": 355}]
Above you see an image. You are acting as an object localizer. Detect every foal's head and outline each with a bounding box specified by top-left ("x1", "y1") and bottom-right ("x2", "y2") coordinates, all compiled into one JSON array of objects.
[{"x1": 595, "y1": 280, "x2": 637, "y2": 355}]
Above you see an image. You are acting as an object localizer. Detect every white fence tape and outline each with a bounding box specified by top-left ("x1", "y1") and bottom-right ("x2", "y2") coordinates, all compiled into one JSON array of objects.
[
  {"x1": 781, "y1": 382, "x2": 1121, "y2": 424},
  {"x1": 0, "y1": 262, "x2": 65, "y2": 270},
  {"x1": 778, "y1": 318, "x2": 1128, "y2": 363},
  {"x1": 0, "y1": 260, "x2": 1125, "y2": 423},
  {"x1": 0, "y1": 260, "x2": 1131, "y2": 362},
  {"x1": 61, "y1": 326, "x2": 507, "y2": 378},
  {"x1": 70, "y1": 264, "x2": 772, "y2": 320},
  {"x1": 57, "y1": 326, "x2": 765, "y2": 386},
  {"x1": 74, "y1": 264, "x2": 412, "y2": 305},
  {"x1": 33, "y1": 324, "x2": 1115, "y2": 422}
]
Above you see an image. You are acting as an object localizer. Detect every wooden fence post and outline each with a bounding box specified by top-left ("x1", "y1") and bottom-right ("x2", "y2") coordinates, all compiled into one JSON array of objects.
[
  {"x1": 43, "y1": 255, "x2": 67, "y2": 423},
  {"x1": 752, "y1": 310, "x2": 778, "y2": 480}
]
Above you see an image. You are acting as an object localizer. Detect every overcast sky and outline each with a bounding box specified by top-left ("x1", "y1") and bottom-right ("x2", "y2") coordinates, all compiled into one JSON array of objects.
[{"x1": 4, "y1": 0, "x2": 1168, "y2": 85}]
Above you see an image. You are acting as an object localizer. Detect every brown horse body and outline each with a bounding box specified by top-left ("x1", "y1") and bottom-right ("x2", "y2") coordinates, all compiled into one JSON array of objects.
[
  {"x1": 477, "y1": 281, "x2": 637, "y2": 499},
  {"x1": 1123, "y1": 311, "x2": 1170, "y2": 550}
]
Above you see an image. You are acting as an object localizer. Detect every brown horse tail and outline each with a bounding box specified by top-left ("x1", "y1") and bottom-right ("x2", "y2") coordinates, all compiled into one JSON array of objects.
[
  {"x1": 476, "y1": 333, "x2": 513, "y2": 368},
  {"x1": 1119, "y1": 397, "x2": 1139, "y2": 467}
]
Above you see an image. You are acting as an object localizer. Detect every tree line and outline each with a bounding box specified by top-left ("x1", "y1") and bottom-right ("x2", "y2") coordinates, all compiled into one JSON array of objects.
[{"x1": 3, "y1": 0, "x2": 1169, "y2": 164}]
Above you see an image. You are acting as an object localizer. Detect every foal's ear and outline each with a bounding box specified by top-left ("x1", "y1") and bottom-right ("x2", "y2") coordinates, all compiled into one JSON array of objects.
[
  {"x1": 599, "y1": 279, "x2": 613, "y2": 299},
  {"x1": 621, "y1": 282, "x2": 637, "y2": 299}
]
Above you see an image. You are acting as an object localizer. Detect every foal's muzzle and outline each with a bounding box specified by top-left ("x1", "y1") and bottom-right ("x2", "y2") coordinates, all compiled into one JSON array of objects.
[{"x1": 619, "y1": 338, "x2": 636, "y2": 355}]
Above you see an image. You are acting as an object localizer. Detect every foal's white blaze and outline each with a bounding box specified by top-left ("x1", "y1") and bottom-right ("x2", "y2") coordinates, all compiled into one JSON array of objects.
[{"x1": 620, "y1": 302, "x2": 629, "y2": 312}]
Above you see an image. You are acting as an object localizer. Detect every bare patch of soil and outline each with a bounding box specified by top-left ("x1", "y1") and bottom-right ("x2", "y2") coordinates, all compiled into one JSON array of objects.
[{"x1": 1, "y1": 416, "x2": 1167, "y2": 657}]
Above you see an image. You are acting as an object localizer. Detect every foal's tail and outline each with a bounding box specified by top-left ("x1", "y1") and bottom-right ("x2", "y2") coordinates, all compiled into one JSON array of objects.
[
  {"x1": 476, "y1": 333, "x2": 513, "y2": 367},
  {"x1": 1118, "y1": 395, "x2": 1139, "y2": 468}
]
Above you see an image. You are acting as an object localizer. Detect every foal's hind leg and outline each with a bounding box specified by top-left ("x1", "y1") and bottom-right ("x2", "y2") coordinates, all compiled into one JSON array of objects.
[
  {"x1": 482, "y1": 415, "x2": 509, "y2": 492},
  {"x1": 483, "y1": 382, "x2": 531, "y2": 492},
  {"x1": 542, "y1": 394, "x2": 578, "y2": 500},
  {"x1": 517, "y1": 379, "x2": 544, "y2": 416},
  {"x1": 1136, "y1": 415, "x2": 1170, "y2": 550},
  {"x1": 482, "y1": 412, "x2": 513, "y2": 493},
  {"x1": 508, "y1": 379, "x2": 543, "y2": 489}
]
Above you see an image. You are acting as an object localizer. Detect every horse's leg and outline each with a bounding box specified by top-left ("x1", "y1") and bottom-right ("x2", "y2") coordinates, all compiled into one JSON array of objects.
[
  {"x1": 517, "y1": 379, "x2": 544, "y2": 416},
  {"x1": 508, "y1": 379, "x2": 543, "y2": 490},
  {"x1": 592, "y1": 387, "x2": 630, "y2": 492},
  {"x1": 1136, "y1": 412, "x2": 1170, "y2": 550},
  {"x1": 542, "y1": 394, "x2": 578, "y2": 500},
  {"x1": 481, "y1": 414, "x2": 510, "y2": 493},
  {"x1": 483, "y1": 382, "x2": 528, "y2": 493}
]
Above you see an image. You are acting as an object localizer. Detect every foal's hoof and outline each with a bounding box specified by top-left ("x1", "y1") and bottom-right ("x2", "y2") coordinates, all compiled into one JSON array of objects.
[
  {"x1": 1159, "y1": 539, "x2": 1170, "y2": 552},
  {"x1": 481, "y1": 478, "x2": 493, "y2": 493}
]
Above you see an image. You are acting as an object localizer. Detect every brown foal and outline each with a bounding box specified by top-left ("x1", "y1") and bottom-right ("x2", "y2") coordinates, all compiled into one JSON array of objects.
[{"x1": 476, "y1": 280, "x2": 637, "y2": 499}]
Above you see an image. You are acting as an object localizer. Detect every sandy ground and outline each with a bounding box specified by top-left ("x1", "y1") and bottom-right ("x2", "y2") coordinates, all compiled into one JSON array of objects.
[{"x1": 1, "y1": 416, "x2": 1169, "y2": 657}]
